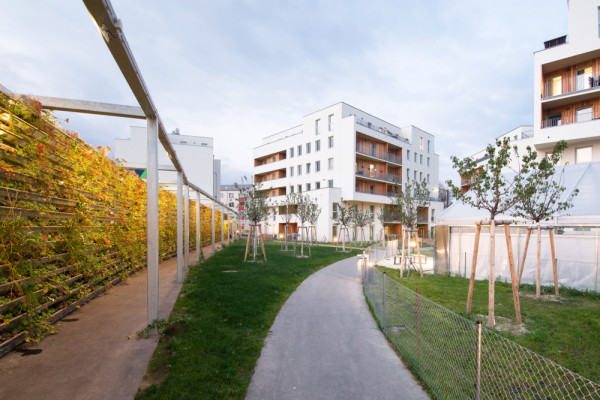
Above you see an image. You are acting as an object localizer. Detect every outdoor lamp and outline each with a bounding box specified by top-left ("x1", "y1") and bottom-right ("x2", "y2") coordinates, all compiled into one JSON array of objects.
[{"x1": 410, "y1": 241, "x2": 416, "y2": 248}]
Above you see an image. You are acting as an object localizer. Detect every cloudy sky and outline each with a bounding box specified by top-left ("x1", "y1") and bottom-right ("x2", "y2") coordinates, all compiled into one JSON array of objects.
[{"x1": 1, "y1": 1, "x2": 568, "y2": 185}]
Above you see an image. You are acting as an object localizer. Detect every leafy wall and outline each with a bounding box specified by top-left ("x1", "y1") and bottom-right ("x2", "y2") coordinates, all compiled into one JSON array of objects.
[{"x1": 0, "y1": 93, "x2": 225, "y2": 351}]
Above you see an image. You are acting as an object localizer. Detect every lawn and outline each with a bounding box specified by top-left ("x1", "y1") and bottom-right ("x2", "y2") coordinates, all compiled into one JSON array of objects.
[
  {"x1": 378, "y1": 267, "x2": 600, "y2": 384},
  {"x1": 136, "y1": 240, "x2": 359, "y2": 400}
]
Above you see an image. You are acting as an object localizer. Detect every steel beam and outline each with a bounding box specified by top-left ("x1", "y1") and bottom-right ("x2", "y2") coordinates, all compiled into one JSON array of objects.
[
  {"x1": 15, "y1": 95, "x2": 145, "y2": 119},
  {"x1": 177, "y1": 172, "x2": 183, "y2": 283},
  {"x1": 146, "y1": 117, "x2": 159, "y2": 325}
]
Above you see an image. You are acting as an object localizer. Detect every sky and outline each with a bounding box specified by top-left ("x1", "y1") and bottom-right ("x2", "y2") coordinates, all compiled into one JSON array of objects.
[{"x1": 1, "y1": 1, "x2": 569, "y2": 186}]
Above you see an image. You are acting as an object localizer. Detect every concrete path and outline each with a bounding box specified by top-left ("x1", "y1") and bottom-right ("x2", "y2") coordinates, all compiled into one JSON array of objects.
[
  {"x1": 246, "y1": 256, "x2": 430, "y2": 400},
  {"x1": 0, "y1": 241, "x2": 226, "y2": 400}
]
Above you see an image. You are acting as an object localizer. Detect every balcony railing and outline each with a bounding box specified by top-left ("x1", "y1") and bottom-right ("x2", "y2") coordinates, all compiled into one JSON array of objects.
[
  {"x1": 353, "y1": 117, "x2": 410, "y2": 143},
  {"x1": 355, "y1": 186, "x2": 400, "y2": 197},
  {"x1": 544, "y1": 35, "x2": 567, "y2": 49},
  {"x1": 542, "y1": 75, "x2": 600, "y2": 99},
  {"x1": 356, "y1": 143, "x2": 402, "y2": 164},
  {"x1": 541, "y1": 109, "x2": 600, "y2": 129},
  {"x1": 355, "y1": 168, "x2": 401, "y2": 184}
]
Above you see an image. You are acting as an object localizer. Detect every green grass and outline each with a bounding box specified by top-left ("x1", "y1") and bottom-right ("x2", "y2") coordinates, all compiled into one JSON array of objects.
[
  {"x1": 136, "y1": 240, "x2": 359, "y2": 400},
  {"x1": 378, "y1": 267, "x2": 600, "y2": 384}
]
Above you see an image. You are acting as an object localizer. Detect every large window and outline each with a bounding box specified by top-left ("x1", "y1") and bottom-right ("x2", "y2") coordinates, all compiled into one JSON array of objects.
[
  {"x1": 576, "y1": 106, "x2": 592, "y2": 123},
  {"x1": 576, "y1": 67, "x2": 592, "y2": 91},
  {"x1": 576, "y1": 146, "x2": 592, "y2": 164}
]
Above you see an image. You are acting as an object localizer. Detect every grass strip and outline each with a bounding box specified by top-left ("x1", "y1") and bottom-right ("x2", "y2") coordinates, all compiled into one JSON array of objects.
[
  {"x1": 378, "y1": 267, "x2": 600, "y2": 383},
  {"x1": 136, "y1": 240, "x2": 359, "y2": 400}
]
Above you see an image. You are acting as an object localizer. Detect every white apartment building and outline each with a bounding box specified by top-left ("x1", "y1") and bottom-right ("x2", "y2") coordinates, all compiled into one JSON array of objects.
[
  {"x1": 221, "y1": 183, "x2": 252, "y2": 231},
  {"x1": 253, "y1": 102, "x2": 442, "y2": 241},
  {"x1": 114, "y1": 126, "x2": 221, "y2": 198}
]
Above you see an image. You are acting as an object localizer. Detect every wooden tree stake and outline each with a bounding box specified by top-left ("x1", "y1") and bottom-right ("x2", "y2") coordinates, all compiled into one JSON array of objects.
[
  {"x1": 244, "y1": 225, "x2": 252, "y2": 262},
  {"x1": 466, "y1": 224, "x2": 481, "y2": 314},
  {"x1": 536, "y1": 225, "x2": 542, "y2": 299},
  {"x1": 416, "y1": 231, "x2": 423, "y2": 278},
  {"x1": 517, "y1": 228, "x2": 532, "y2": 287},
  {"x1": 400, "y1": 228, "x2": 406, "y2": 278},
  {"x1": 504, "y1": 224, "x2": 522, "y2": 324},
  {"x1": 548, "y1": 228, "x2": 559, "y2": 297},
  {"x1": 489, "y1": 220, "x2": 496, "y2": 327},
  {"x1": 259, "y1": 225, "x2": 267, "y2": 262}
]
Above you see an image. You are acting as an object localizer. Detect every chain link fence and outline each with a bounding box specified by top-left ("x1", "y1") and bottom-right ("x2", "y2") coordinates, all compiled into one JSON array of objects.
[{"x1": 361, "y1": 249, "x2": 600, "y2": 399}]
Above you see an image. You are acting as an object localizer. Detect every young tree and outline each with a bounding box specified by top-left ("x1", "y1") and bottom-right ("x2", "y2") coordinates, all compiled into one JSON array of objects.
[
  {"x1": 353, "y1": 205, "x2": 371, "y2": 245},
  {"x1": 512, "y1": 140, "x2": 576, "y2": 298},
  {"x1": 390, "y1": 180, "x2": 430, "y2": 277},
  {"x1": 278, "y1": 193, "x2": 297, "y2": 251},
  {"x1": 333, "y1": 200, "x2": 353, "y2": 252},
  {"x1": 376, "y1": 204, "x2": 394, "y2": 242},
  {"x1": 239, "y1": 179, "x2": 271, "y2": 262},
  {"x1": 447, "y1": 137, "x2": 524, "y2": 327},
  {"x1": 294, "y1": 194, "x2": 314, "y2": 257},
  {"x1": 308, "y1": 201, "x2": 321, "y2": 247}
]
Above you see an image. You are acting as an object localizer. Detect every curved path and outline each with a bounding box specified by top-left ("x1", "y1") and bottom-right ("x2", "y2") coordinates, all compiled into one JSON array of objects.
[{"x1": 246, "y1": 256, "x2": 430, "y2": 400}]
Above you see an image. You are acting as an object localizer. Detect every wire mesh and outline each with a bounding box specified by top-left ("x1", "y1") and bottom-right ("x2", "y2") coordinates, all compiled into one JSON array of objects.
[{"x1": 362, "y1": 263, "x2": 600, "y2": 400}]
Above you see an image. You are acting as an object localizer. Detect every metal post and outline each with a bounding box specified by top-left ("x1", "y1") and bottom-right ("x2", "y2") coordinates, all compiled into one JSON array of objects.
[
  {"x1": 184, "y1": 184, "x2": 190, "y2": 270},
  {"x1": 211, "y1": 201, "x2": 215, "y2": 254},
  {"x1": 417, "y1": 287, "x2": 421, "y2": 357},
  {"x1": 176, "y1": 172, "x2": 183, "y2": 283},
  {"x1": 475, "y1": 320, "x2": 482, "y2": 400},
  {"x1": 196, "y1": 191, "x2": 201, "y2": 263},
  {"x1": 595, "y1": 227, "x2": 599, "y2": 292},
  {"x1": 146, "y1": 117, "x2": 159, "y2": 325},
  {"x1": 382, "y1": 272, "x2": 387, "y2": 332}
]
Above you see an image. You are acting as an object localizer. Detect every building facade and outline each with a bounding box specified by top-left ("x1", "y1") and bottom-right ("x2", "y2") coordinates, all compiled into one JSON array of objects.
[
  {"x1": 253, "y1": 102, "x2": 442, "y2": 241},
  {"x1": 114, "y1": 126, "x2": 221, "y2": 198},
  {"x1": 221, "y1": 183, "x2": 252, "y2": 231}
]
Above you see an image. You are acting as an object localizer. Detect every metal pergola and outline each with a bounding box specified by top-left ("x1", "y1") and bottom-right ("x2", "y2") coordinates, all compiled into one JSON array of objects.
[{"x1": 5, "y1": 0, "x2": 240, "y2": 325}]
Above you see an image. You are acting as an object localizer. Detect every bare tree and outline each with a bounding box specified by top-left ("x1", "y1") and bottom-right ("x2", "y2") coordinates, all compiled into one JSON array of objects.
[
  {"x1": 333, "y1": 200, "x2": 353, "y2": 252},
  {"x1": 376, "y1": 204, "x2": 395, "y2": 242},
  {"x1": 308, "y1": 201, "x2": 321, "y2": 247},
  {"x1": 294, "y1": 194, "x2": 314, "y2": 257},
  {"x1": 278, "y1": 193, "x2": 297, "y2": 251},
  {"x1": 352, "y1": 205, "x2": 371, "y2": 245},
  {"x1": 239, "y1": 179, "x2": 271, "y2": 262}
]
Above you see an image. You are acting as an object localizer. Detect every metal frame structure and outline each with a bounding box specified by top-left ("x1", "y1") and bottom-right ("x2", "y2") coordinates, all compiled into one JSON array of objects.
[{"x1": 3, "y1": 0, "x2": 240, "y2": 325}]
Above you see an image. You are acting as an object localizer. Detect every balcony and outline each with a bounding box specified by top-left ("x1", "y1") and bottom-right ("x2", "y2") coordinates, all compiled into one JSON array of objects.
[
  {"x1": 355, "y1": 186, "x2": 400, "y2": 198},
  {"x1": 542, "y1": 74, "x2": 600, "y2": 107},
  {"x1": 355, "y1": 168, "x2": 401, "y2": 184},
  {"x1": 356, "y1": 143, "x2": 402, "y2": 165},
  {"x1": 354, "y1": 118, "x2": 410, "y2": 143},
  {"x1": 541, "y1": 108, "x2": 599, "y2": 129}
]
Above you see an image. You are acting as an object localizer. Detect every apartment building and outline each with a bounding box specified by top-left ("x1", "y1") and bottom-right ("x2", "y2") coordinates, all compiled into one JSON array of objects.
[
  {"x1": 253, "y1": 102, "x2": 442, "y2": 241},
  {"x1": 114, "y1": 127, "x2": 221, "y2": 198},
  {"x1": 534, "y1": 0, "x2": 600, "y2": 163},
  {"x1": 221, "y1": 183, "x2": 252, "y2": 231}
]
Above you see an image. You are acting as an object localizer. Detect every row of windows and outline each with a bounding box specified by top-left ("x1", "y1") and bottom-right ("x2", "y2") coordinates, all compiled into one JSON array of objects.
[
  {"x1": 406, "y1": 149, "x2": 430, "y2": 166},
  {"x1": 315, "y1": 114, "x2": 335, "y2": 135},
  {"x1": 405, "y1": 168, "x2": 430, "y2": 183},
  {"x1": 289, "y1": 158, "x2": 334, "y2": 176},
  {"x1": 289, "y1": 179, "x2": 334, "y2": 194},
  {"x1": 289, "y1": 136, "x2": 333, "y2": 158}
]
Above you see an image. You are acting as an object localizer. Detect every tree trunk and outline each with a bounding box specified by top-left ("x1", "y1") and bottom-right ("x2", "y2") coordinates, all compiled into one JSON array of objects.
[
  {"x1": 536, "y1": 225, "x2": 541, "y2": 299},
  {"x1": 504, "y1": 224, "x2": 522, "y2": 324},
  {"x1": 488, "y1": 220, "x2": 496, "y2": 327},
  {"x1": 517, "y1": 228, "x2": 532, "y2": 287}
]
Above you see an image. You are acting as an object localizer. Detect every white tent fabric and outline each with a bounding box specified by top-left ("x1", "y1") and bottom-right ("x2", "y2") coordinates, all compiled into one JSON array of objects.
[{"x1": 438, "y1": 162, "x2": 600, "y2": 226}]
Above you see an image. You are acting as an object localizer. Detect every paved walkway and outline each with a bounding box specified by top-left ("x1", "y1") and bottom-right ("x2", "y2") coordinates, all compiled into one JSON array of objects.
[
  {"x1": 0, "y1": 241, "x2": 226, "y2": 400},
  {"x1": 246, "y1": 256, "x2": 430, "y2": 400}
]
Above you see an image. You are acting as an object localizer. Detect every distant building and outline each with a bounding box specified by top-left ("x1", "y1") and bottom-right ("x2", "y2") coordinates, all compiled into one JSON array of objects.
[
  {"x1": 252, "y1": 102, "x2": 443, "y2": 241},
  {"x1": 221, "y1": 183, "x2": 252, "y2": 231},
  {"x1": 114, "y1": 126, "x2": 221, "y2": 198}
]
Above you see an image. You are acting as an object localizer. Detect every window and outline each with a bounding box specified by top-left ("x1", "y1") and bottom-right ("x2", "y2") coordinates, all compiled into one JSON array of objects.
[
  {"x1": 427, "y1": 140, "x2": 430, "y2": 153},
  {"x1": 272, "y1": 156, "x2": 276, "y2": 162},
  {"x1": 315, "y1": 119, "x2": 320, "y2": 135},
  {"x1": 407, "y1": 168, "x2": 410, "y2": 180},
  {"x1": 514, "y1": 135, "x2": 518, "y2": 141},
  {"x1": 332, "y1": 203, "x2": 338, "y2": 219},
  {"x1": 290, "y1": 147, "x2": 294, "y2": 157},
  {"x1": 290, "y1": 167, "x2": 294, "y2": 176},
  {"x1": 328, "y1": 179, "x2": 334, "y2": 188},
  {"x1": 306, "y1": 163, "x2": 311, "y2": 174},
  {"x1": 427, "y1": 157, "x2": 430, "y2": 167},
  {"x1": 407, "y1": 150, "x2": 410, "y2": 160},
  {"x1": 316, "y1": 160, "x2": 321, "y2": 172},
  {"x1": 298, "y1": 184, "x2": 302, "y2": 193},
  {"x1": 547, "y1": 112, "x2": 562, "y2": 127},
  {"x1": 298, "y1": 145, "x2": 302, "y2": 156},
  {"x1": 316, "y1": 181, "x2": 320, "y2": 189},
  {"x1": 297, "y1": 165, "x2": 302, "y2": 175},
  {"x1": 419, "y1": 137, "x2": 424, "y2": 150},
  {"x1": 328, "y1": 136, "x2": 334, "y2": 148},
  {"x1": 370, "y1": 205, "x2": 374, "y2": 222},
  {"x1": 229, "y1": 193, "x2": 234, "y2": 198},
  {"x1": 414, "y1": 171, "x2": 417, "y2": 180},
  {"x1": 369, "y1": 226, "x2": 374, "y2": 241},
  {"x1": 598, "y1": 7, "x2": 600, "y2": 37},
  {"x1": 420, "y1": 154, "x2": 423, "y2": 164},
  {"x1": 290, "y1": 185, "x2": 295, "y2": 193},
  {"x1": 306, "y1": 142, "x2": 311, "y2": 154},
  {"x1": 420, "y1": 172, "x2": 423, "y2": 181},
  {"x1": 272, "y1": 173, "x2": 276, "y2": 180},
  {"x1": 427, "y1": 174, "x2": 430, "y2": 183},
  {"x1": 316, "y1": 140, "x2": 321, "y2": 151},
  {"x1": 547, "y1": 76, "x2": 561, "y2": 96},
  {"x1": 414, "y1": 153, "x2": 417, "y2": 162},
  {"x1": 328, "y1": 158, "x2": 334, "y2": 170},
  {"x1": 576, "y1": 106, "x2": 592, "y2": 123},
  {"x1": 306, "y1": 183, "x2": 311, "y2": 191},
  {"x1": 328, "y1": 114, "x2": 334, "y2": 131},
  {"x1": 576, "y1": 146, "x2": 592, "y2": 164},
  {"x1": 576, "y1": 67, "x2": 592, "y2": 91},
  {"x1": 229, "y1": 202, "x2": 234, "y2": 207}
]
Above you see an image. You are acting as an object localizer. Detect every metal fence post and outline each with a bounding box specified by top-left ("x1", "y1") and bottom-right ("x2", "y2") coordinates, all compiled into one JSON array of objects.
[
  {"x1": 382, "y1": 272, "x2": 387, "y2": 332},
  {"x1": 475, "y1": 320, "x2": 482, "y2": 400}
]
